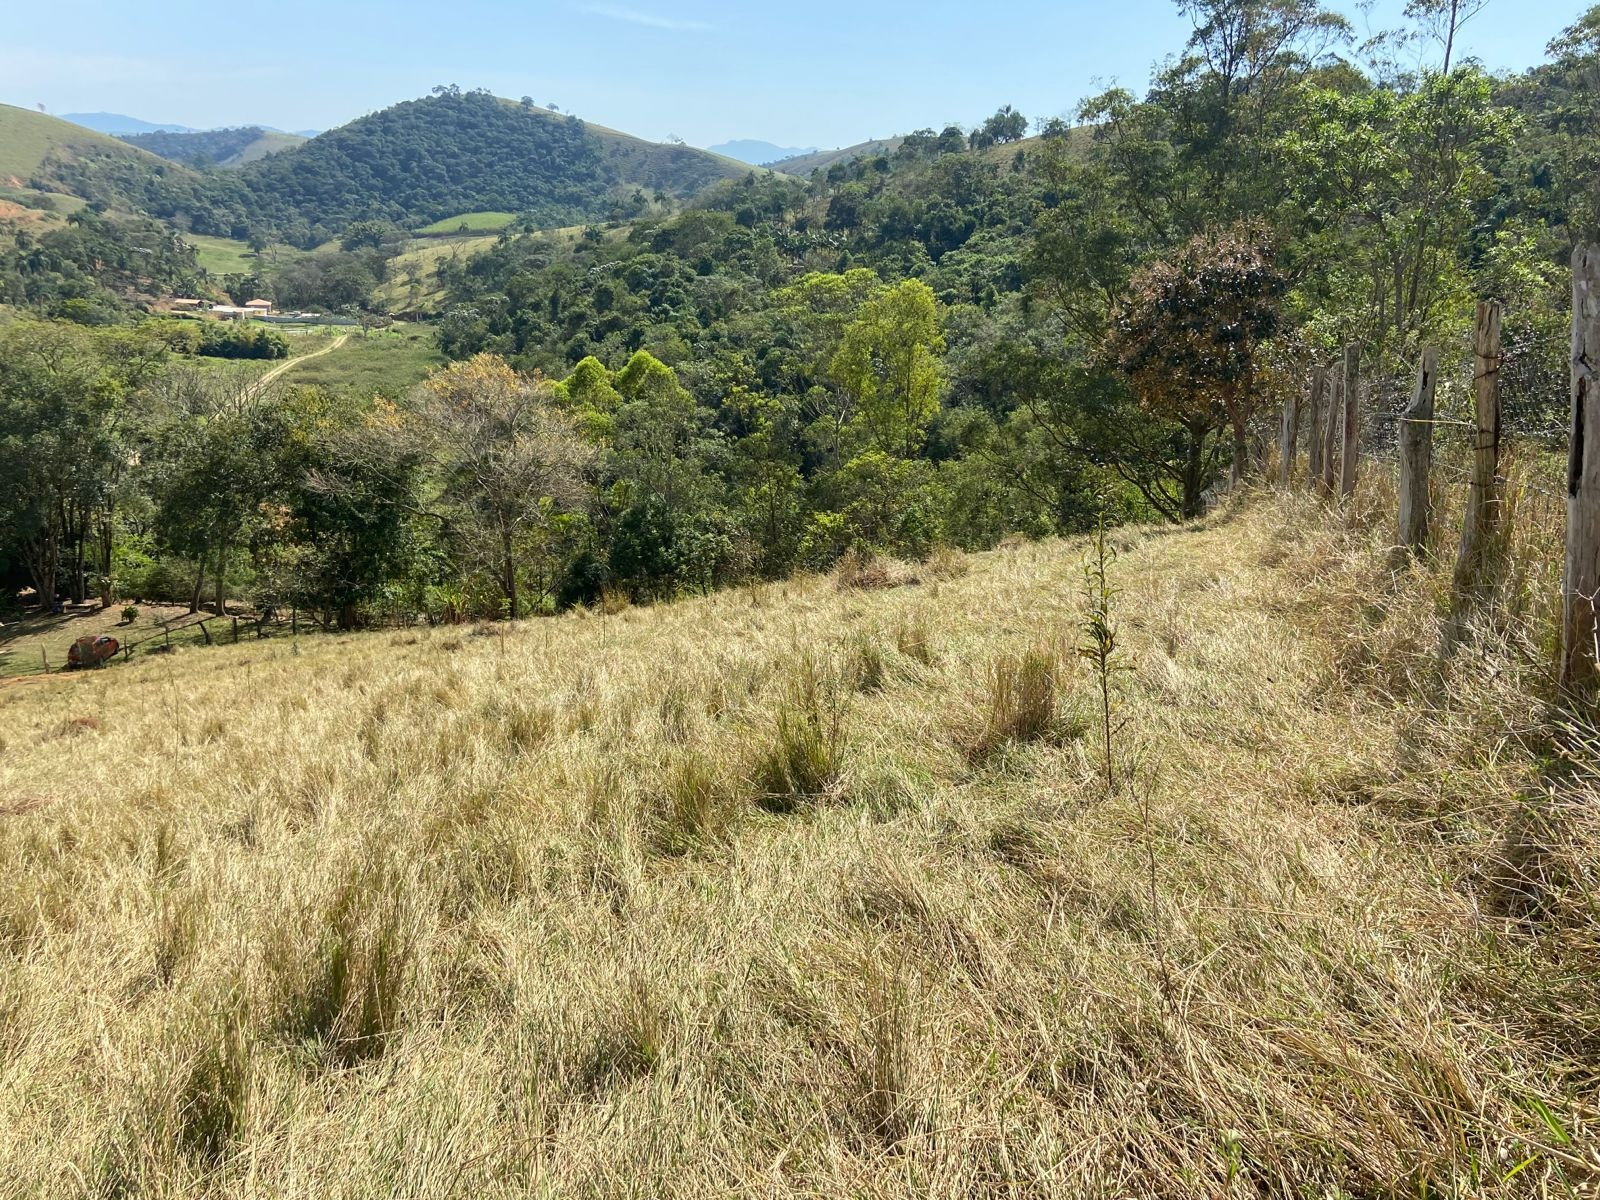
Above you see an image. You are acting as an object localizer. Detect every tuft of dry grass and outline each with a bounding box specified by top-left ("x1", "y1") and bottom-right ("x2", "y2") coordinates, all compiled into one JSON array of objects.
[
  {"x1": 963, "y1": 645, "x2": 1063, "y2": 759},
  {"x1": 752, "y1": 653, "x2": 849, "y2": 810},
  {"x1": 2, "y1": 469, "x2": 1598, "y2": 1196}
]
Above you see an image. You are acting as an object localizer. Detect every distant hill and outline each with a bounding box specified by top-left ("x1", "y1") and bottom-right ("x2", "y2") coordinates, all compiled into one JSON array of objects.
[
  {"x1": 768, "y1": 138, "x2": 905, "y2": 175},
  {"x1": 118, "y1": 127, "x2": 308, "y2": 168},
  {"x1": 230, "y1": 91, "x2": 759, "y2": 242},
  {"x1": 6, "y1": 94, "x2": 765, "y2": 248},
  {"x1": 0, "y1": 103, "x2": 174, "y2": 190},
  {"x1": 709, "y1": 140, "x2": 818, "y2": 166},
  {"x1": 60, "y1": 112, "x2": 197, "y2": 135},
  {"x1": 0, "y1": 104, "x2": 253, "y2": 238}
]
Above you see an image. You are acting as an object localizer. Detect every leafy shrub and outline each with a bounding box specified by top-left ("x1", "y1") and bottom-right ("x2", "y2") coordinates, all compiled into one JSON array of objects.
[
  {"x1": 195, "y1": 322, "x2": 289, "y2": 360},
  {"x1": 120, "y1": 605, "x2": 139, "y2": 625}
]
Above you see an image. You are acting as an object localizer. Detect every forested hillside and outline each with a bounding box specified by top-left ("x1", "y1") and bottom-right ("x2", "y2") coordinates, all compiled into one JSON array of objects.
[
  {"x1": 119, "y1": 127, "x2": 307, "y2": 168},
  {"x1": 231, "y1": 90, "x2": 749, "y2": 245},
  {"x1": 4, "y1": 92, "x2": 758, "y2": 252},
  {"x1": 0, "y1": 209, "x2": 207, "y2": 319}
]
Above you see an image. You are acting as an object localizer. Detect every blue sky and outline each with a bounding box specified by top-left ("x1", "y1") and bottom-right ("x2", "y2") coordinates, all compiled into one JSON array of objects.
[{"x1": 1, "y1": 0, "x2": 1586, "y2": 148}]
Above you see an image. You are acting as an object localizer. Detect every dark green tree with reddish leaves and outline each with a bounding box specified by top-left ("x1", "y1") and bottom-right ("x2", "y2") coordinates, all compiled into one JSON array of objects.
[{"x1": 1104, "y1": 221, "x2": 1288, "y2": 508}]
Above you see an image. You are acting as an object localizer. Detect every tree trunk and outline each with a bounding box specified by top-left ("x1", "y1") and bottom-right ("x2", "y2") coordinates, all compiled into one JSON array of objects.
[
  {"x1": 1339, "y1": 346, "x2": 1360, "y2": 499},
  {"x1": 1453, "y1": 301, "x2": 1505, "y2": 604},
  {"x1": 1398, "y1": 347, "x2": 1437, "y2": 556},
  {"x1": 214, "y1": 542, "x2": 228, "y2": 617},
  {"x1": 189, "y1": 556, "x2": 207, "y2": 614},
  {"x1": 1229, "y1": 415, "x2": 1248, "y2": 489},
  {"x1": 1278, "y1": 377, "x2": 1300, "y2": 486},
  {"x1": 1181, "y1": 421, "x2": 1207, "y2": 519},
  {"x1": 1562, "y1": 246, "x2": 1600, "y2": 688},
  {"x1": 1320, "y1": 368, "x2": 1341, "y2": 494},
  {"x1": 502, "y1": 525, "x2": 518, "y2": 620},
  {"x1": 1305, "y1": 366, "x2": 1327, "y2": 486},
  {"x1": 97, "y1": 510, "x2": 114, "y2": 608},
  {"x1": 23, "y1": 530, "x2": 59, "y2": 611}
]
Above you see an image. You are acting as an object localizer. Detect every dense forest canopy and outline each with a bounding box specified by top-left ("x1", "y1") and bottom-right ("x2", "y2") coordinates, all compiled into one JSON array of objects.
[{"x1": 2, "y1": 0, "x2": 1597, "y2": 625}]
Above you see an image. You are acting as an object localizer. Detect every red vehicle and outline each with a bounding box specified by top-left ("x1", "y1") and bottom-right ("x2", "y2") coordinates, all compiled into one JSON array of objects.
[{"x1": 67, "y1": 635, "x2": 120, "y2": 668}]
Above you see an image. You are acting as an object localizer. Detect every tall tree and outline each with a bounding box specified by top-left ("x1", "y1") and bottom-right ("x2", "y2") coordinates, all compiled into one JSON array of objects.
[
  {"x1": 1104, "y1": 221, "x2": 1288, "y2": 501},
  {"x1": 419, "y1": 355, "x2": 592, "y2": 619},
  {"x1": 830, "y1": 279, "x2": 946, "y2": 460}
]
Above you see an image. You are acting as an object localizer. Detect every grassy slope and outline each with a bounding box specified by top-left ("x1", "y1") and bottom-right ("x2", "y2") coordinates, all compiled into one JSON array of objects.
[
  {"x1": 375, "y1": 234, "x2": 501, "y2": 310},
  {"x1": 183, "y1": 233, "x2": 258, "y2": 275},
  {"x1": 1, "y1": 493, "x2": 1593, "y2": 1194},
  {"x1": 0, "y1": 603, "x2": 225, "y2": 677},
  {"x1": 770, "y1": 138, "x2": 905, "y2": 176},
  {"x1": 0, "y1": 103, "x2": 174, "y2": 189},
  {"x1": 415, "y1": 211, "x2": 517, "y2": 235},
  {"x1": 377, "y1": 223, "x2": 629, "y2": 313},
  {"x1": 222, "y1": 131, "x2": 307, "y2": 166}
]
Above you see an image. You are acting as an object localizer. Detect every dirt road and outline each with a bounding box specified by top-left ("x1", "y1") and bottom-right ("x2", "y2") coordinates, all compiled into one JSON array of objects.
[{"x1": 257, "y1": 332, "x2": 350, "y2": 387}]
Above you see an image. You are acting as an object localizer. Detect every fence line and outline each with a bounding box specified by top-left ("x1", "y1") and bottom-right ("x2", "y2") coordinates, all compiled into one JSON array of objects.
[{"x1": 1278, "y1": 245, "x2": 1600, "y2": 687}]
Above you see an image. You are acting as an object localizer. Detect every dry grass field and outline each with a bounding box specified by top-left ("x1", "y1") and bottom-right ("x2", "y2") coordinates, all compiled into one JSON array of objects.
[{"x1": 1, "y1": 488, "x2": 1596, "y2": 1197}]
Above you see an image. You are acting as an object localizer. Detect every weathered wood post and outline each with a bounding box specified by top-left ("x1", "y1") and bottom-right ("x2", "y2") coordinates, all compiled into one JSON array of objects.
[
  {"x1": 1305, "y1": 366, "x2": 1327, "y2": 486},
  {"x1": 1452, "y1": 300, "x2": 1505, "y2": 602},
  {"x1": 1278, "y1": 384, "x2": 1300, "y2": 485},
  {"x1": 1397, "y1": 347, "x2": 1438, "y2": 556},
  {"x1": 1320, "y1": 368, "x2": 1342, "y2": 494},
  {"x1": 1280, "y1": 395, "x2": 1292, "y2": 489},
  {"x1": 1339, "y1": 345, "x2": 1360, "y2": 498},
  {"x1": 1562, "y1": 246, "x2": 1600, "y2": 688}
]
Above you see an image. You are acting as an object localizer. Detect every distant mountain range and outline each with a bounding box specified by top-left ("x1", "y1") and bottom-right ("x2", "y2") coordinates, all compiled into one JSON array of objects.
[
  {"x1": 62, "y1": 112, "x2": 196, "y2": 135},
  {"x1": 708, "y1": 140, "x2": 818, "y2": 166},
  {"x1": 60, "y1": 112, "x2": 321, "y2": 138}
]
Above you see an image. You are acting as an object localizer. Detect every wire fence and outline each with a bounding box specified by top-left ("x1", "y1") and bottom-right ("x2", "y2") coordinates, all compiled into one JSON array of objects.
[{"x1": 0, "y1": 606, "x2": 429, "y2": 681}]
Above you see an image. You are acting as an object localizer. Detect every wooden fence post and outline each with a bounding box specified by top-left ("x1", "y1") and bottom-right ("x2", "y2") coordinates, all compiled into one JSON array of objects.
[
  {"x1": 1320, "y1": 368, "x2": 1342, "y2": 494},
  {"x1": 1305, "y1": 366, "x2": 1327, "y2": 486},
  {"x1": 1278, "y1": 377, "x2": 1300, "y2": 485},
  {"x1": 1339, "y1": 345, "x2": 1360, "y2": 498},
  {"x1": 1398, "y1": 346, "x2": 1438, "y2": 556},
  {"x1": 1562, "y1": 246, "x2": 1600, "y2": 688},
  {"x1": 1453, "y1": 300, "x2": 1505, "y2": 602}
]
